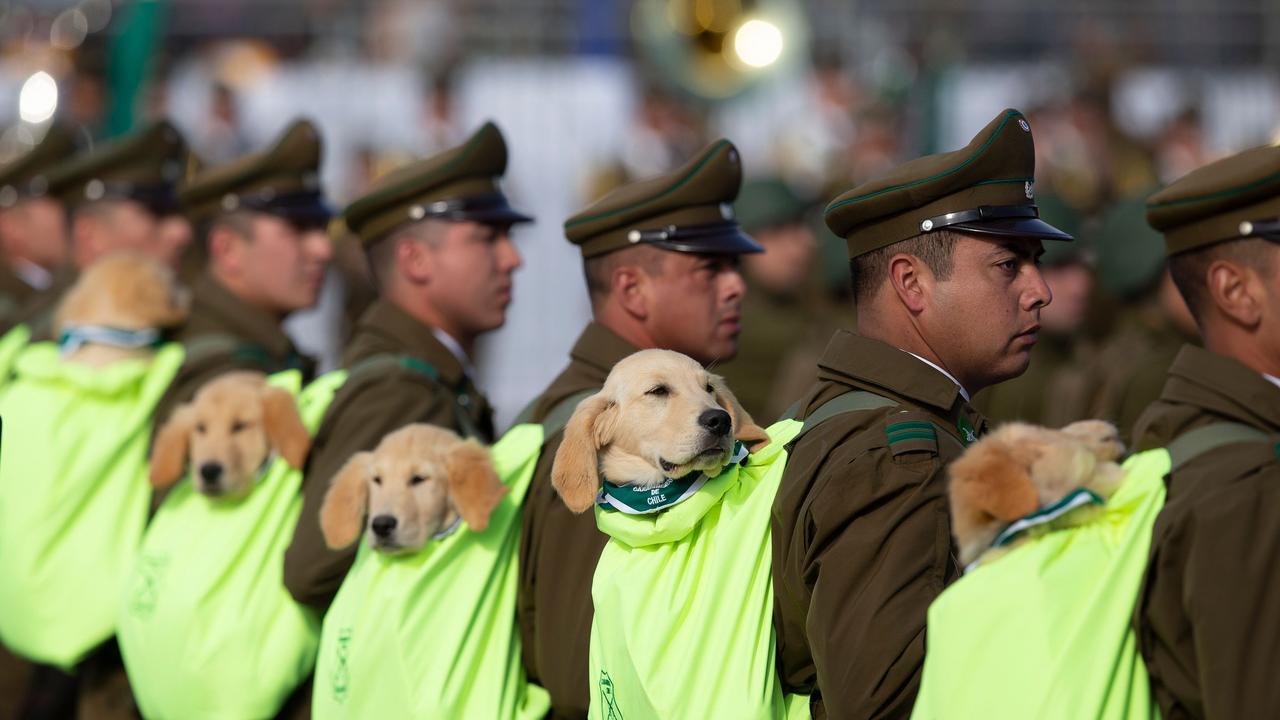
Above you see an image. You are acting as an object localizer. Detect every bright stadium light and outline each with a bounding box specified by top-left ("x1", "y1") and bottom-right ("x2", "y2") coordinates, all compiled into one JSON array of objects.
[
  {"x1": 19, "y1": 72, "x2": 58, "y2": 124},
  {"x1": 732, "y1": 18, "x2": 784, "y2": 69}
]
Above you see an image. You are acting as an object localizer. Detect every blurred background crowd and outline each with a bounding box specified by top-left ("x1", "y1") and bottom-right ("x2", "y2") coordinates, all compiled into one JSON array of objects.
[{"x1": 2, "y1": 0, "x2": 1277, "y2": 430}]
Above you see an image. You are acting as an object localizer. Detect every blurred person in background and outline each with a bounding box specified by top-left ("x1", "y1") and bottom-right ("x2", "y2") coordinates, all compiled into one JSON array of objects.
[
  {"x1": 1, "y1": 121, "x2": 192, "y2": 340},
  {"x1": 718, "y1": 176, "x2": 840, "y2": 422},
  {"x1": 619, "y1": 85, "x2": 704, "y2": 178},
  {"x1": 194, "y1": 82, "x2": 252, "y2": 165},
  {"x1": 975, "y1": 195, "x2": 1102, "y2": 426},
  {"x1": 151, "y1": 119, "x2": 334, "y2": 436},
  {"x1": 1088, "y1": 192, "x2": 1200, "y2": 440},
  {"x1": 0, "y1": 124, "x2": 77, "y2": 324}
]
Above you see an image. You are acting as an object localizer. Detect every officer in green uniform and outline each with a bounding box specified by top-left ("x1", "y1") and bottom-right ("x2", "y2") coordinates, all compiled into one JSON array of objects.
[
  {"x1": 151, "y1": 119, "x2": 334, "y2": 429},
  {"x1": 284, "y1": 121, "x2": 531, "y2": 609},
  {"x1": 1088, "y1": 193, "x2": 1200, "y2": 439},
  {"x1": 974, "y1": 194, "x2": 1100, "y2": 427},
  {"x1": 1, "y1": 120, "x2": 190, "y2": 339},
  {"x1": 771, "y1": 108, "x2": 1072, "y2": 717},
  {"x1": 0, "y1": 124, "x2": 77, "y2": 324},
  {"x1": 1133, "y1": 145, "x2": 1280, "y2": 719},
  {"x1": 517, "y1": 139, "x2": 761, "y2": 718}
]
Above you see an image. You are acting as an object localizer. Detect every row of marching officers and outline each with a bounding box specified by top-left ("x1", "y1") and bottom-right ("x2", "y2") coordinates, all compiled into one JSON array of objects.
[{"x1": 0, "y1": 105, "x2": 1275, "y2": 720}]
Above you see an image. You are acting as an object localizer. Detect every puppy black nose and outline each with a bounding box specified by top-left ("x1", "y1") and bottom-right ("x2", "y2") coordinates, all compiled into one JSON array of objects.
[
  {"x1": 199, "y1": 462, "x2": 223, "y2": 483},
  {"x1": 370, "y1": 515, "x2": 398, "y2": 538},
  {"x1": 699, "y1": 408, "x2": 731, "y2": 436}
]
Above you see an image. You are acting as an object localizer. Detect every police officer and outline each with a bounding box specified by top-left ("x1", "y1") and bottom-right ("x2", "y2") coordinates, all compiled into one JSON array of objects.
[
  {"x1": 284, "y1": 121, "x2": 531, "y2": 608},
  {"x1": 771, "y1": 108, "x2": 1072, "y2": 717},
  {"x1": 0, "y1": 124, "x2": 77, "y2": 323},
  {"x1": 2, "y1": 120, "x2": 191, "y2": 338},
  {"x1": 517, "y1": 139, "x2": 760, "y2": 718},
  {"x1": 1134, "y1": 145, "x2": 1280, "y2": 718},
  {"x1": 151, "y1": 119, "x2": 334, "y2": 428}
]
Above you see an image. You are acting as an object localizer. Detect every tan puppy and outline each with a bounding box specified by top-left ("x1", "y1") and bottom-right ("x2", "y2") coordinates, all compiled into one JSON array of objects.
[
  {"x1": 552, "y1": 349, "x2": 770, "y2": 513},
  {"x1": 54, "y1": 251, "x2": 190, "y2": 367},
  {"x1": 150, "y1": 372, "x2": 311, "y2": 497},
  {"x1": 948, "y1": 419, "x2": 1126, "y2": 565},
  {"x1": 319, "y1": 424, "x2": 507, "y2": 553}
]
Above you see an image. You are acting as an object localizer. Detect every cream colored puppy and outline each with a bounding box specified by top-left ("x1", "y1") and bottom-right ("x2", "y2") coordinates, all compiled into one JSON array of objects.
[
  {"x1": 319, "y1": 424, "x2": 507, "y2": 553},
  {"x1": 948, "y1": 419, "x2": 1126, "y2": 565},
  {"x1": 552, "y1": 349, "x2": 770, "y2": 513},
  {"x1": 149, "y1": 371, "x2": 311, "y2": 497},
  {"x1": 54, "y1": 251, "x2": 190, "y2": 367}
]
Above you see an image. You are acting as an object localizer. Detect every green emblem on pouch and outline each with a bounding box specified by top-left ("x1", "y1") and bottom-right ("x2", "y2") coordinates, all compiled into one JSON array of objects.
[
  {"x1": 332, "y1": 627, "x2": 353, "y2": 703},
  {"x1": 128, "y1": 553, "x2": 169, "y2": 619},
  {"x1": 600, "y1": 670, "x2": 624, "y2": 720}
]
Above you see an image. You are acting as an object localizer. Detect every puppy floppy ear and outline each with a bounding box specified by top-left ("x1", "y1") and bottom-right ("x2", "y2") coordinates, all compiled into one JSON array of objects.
[
  {"x1": 150, "y1": 404, "x2": 196, "y2": 489},
  {"x1": 320, "y1": 451, "x2": 372, "y2": 550},
  {"x1": 260, "y1": 385, "x2": 311, "y2": 469},
  {"x1": 947, "y1": 440, "x2": 1039, "y2": 564},
  {"x1": 710, "y1": 374, "x2": 770, "y2": 451},
  {"x1": 552, "y1": 392, "x2": 615, "y2": 514},
  {"x1": 446, "y1": 439, "x2": 507, "y2": 532}
]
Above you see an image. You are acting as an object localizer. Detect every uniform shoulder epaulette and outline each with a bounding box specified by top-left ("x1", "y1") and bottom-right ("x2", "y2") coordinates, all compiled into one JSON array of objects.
[{"x1": 884, "y1": 410, "x2": 939, "y2": 456}]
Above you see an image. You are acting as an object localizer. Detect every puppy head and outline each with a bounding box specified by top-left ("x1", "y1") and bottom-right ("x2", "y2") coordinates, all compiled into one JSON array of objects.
[
  {"x1": 318, "y1": 424, "x2": 506, "y2": 553},
  {"x1": 551, "y1": 349, "x2": 769, "y2": 513},
  {"x1": 54, "y1": 251, "x2": 190, "y2": 335},
  {"x1": 149, "y1": 372, "x2": 311, "y2": 497},
  {"x1": 948, "y1": 421, "x2": 1125, "y2": 565}
]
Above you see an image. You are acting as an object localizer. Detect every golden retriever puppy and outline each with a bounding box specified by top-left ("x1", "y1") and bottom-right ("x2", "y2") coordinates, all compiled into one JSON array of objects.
[
  {"x1": 319, "y1": 424, "x2": 507, "y2": 553},
  {"x1": 149, "y1": 372, "x2": 311, "y2": 497},
  {"x1": 948, "y1": 419, "x2": 1126, "y2": 566},
  {"x1": 552, "y1": 349, "x2": 770, "y2": 513},
  {"x1": 54, "y1": 251, "x2": 190, "y2": 367}
]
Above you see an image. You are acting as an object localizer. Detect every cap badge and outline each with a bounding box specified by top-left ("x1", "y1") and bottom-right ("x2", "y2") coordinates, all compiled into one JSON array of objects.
[
  {"x1": 1018, "y1": 118, "x2": 1030, "y2": 132},
  {"x1": 920, "y1": 219, "x2": 935, "y2": 232},
  {"x1": 222, "y1": 193, "x2": 239, "y2": 211},
  {"x1": 719, "y1": 202, "x2": 734, "y2": 220},
  {"x1": 84, "y1": 179, "x2": 105, "y2": 201},
  {"x1": 1024, "y1": 181, "x2": 1035, "y2": 199}
]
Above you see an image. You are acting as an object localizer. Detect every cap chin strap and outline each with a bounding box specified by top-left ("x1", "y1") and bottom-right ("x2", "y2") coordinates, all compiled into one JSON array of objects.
[
  {"x1": 408, "y1": 191, "x2": 517, "y2": 222},
  {"x1": 58, "y1": 325, "x2": 163, "y2": 358},
  {"x1": 1236, "y1": 217, "x2": 1280, "y2": 241},
  {"x1": 918, "y1": 204, "x2": 1040, "y2": 233}
]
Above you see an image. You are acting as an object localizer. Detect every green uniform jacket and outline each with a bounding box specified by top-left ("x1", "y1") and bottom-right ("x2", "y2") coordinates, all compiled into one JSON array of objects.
[
  {"x1": 151, "y1": 273, "x2": 314, "y2": 431},
  {"x1": 771, "y1": 331, "x2": 987, "y2": 719},
  {"x1": 1132, "y1": 345, "x2": 1280, "y2": 719},
  {"x1": 283, "y1": 299, "x2": 495, "y2": 610},
  {"x1": 517, "y1": 321, "x2": 635, "y2": 719}
]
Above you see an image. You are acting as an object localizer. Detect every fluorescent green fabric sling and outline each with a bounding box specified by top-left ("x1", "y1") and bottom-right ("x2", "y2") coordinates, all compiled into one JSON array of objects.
[
  {"x1": 117, "y1": 368, "x2": 347, "y2": 720},
  {"x1": 0, "y1": 341, "x2": 184, "y2": 670},
  {"x1": 589, "y1": 418, "x2": 809, "y2": 720},
  {"x1": 911, "y1": 449, "x2": 1170, "y2": 720},
  {"x1": 312, "y1": 423, "x2": 551, "y2": 719}
]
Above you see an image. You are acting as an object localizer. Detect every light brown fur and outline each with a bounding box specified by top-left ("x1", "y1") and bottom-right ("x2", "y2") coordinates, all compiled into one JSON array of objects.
[
  {"x1": 552, "y1": 349, "x2": 770, "y2": 513},
  {"x1": 54, "y1": 251, "x2": 190, "y2": 367},
  {"x1": 149, "y1": 372, "x2": 311, "y2": 497},
  {"x1": 948, "y1": 419, "x2": 1126, "y2": 565},
  {"x1": 318, "y1": 424, "x2": 507, "y2": 553}
]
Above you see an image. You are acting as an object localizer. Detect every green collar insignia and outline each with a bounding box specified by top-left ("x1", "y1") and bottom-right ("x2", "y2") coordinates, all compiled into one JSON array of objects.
[
  {"x1": 957, "y1": 415, "x2": 979, "y2": 446},
  {"x1": 597, "y1": 442, "x2": 748, "y2": 515}
]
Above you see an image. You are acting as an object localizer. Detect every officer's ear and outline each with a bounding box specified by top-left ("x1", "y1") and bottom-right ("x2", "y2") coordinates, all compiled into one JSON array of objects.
[
  {"x1": 552, "y1": 392, "x2": 617, "y2": 513},
  {"x1": 320, "y1": 451, "x2": 373, "y2": 549},
  {"x1": 709, "y1": 374, "x2": 770, "y2": 451},
  {"x1": 150, "y1": 404, "x2": 196, "y2": 489},
  {"x1": 445, "y1": 439, "x2": 507, "y2": 532},
  {"x1": 260, "y1": 385, "x2": 311, "y2": 469}
]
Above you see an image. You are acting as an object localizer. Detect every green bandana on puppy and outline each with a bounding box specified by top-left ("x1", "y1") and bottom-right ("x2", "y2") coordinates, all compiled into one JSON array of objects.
[{"x1": 597, "y1": 442, "x2": 748, "y2": 514}]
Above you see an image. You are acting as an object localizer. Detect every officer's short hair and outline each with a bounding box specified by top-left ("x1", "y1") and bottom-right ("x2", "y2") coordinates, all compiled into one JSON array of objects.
[
  {"x1": 849, "y1": 229, "x2": 959, "y2": 305},
  {"x1": 364, "y1": 218, "x2": 447, "y2": 288},
  {"x1": 582, "y1": 244, "x2": 665, "y2": 301},
  {"x1": 1169, "y1": 237, "x2": 1276, "y2": 322}
]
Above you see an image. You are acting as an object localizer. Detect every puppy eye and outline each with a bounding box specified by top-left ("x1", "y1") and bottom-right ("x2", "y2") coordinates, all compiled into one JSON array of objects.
[
  {"x1": 646, "y1": 385, "x2": 669, "y2": 397},
  {"x1": 195, "y1": 423, "x2": 206, "y2": 434},
  {"x1": 372, "y1": 476, "x2": 382, "y2": 486},
  {"x1": 410, "y1": 474, "x2": 427, "y2": 486},
  {"x1": 705, "y1": 383, "x2": 714, "y2": 394},
  {"x1": 230, "y1": 420, "x2": 247, "y2": 434}
]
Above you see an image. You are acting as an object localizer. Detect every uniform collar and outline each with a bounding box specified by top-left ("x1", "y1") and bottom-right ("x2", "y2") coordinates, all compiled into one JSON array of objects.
[
  {"x1": 353, "y1": 299, "x2": 468, "y2": 386},
  {"x1": 1265, "y1": 374, "x2": 1280, "y2": 392},
  {"x1": 817, "y1": 330, "x2": 965, "y2": 413},
  {"x1": 191, "y1": 273, "x2": 297, "y2": 361},
  {"x1": 1161, "y1": 344, "x2": 1280, "y2": 432},
  {"x1": 569, "y1": 321, "x2": 641, "y2": 377},
  {"x1": 904, "y1": 351, "x2": 970, "y2": 401},
  {"x1": 431, "y1": 327, "x2": 475, "y2": 379}
]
